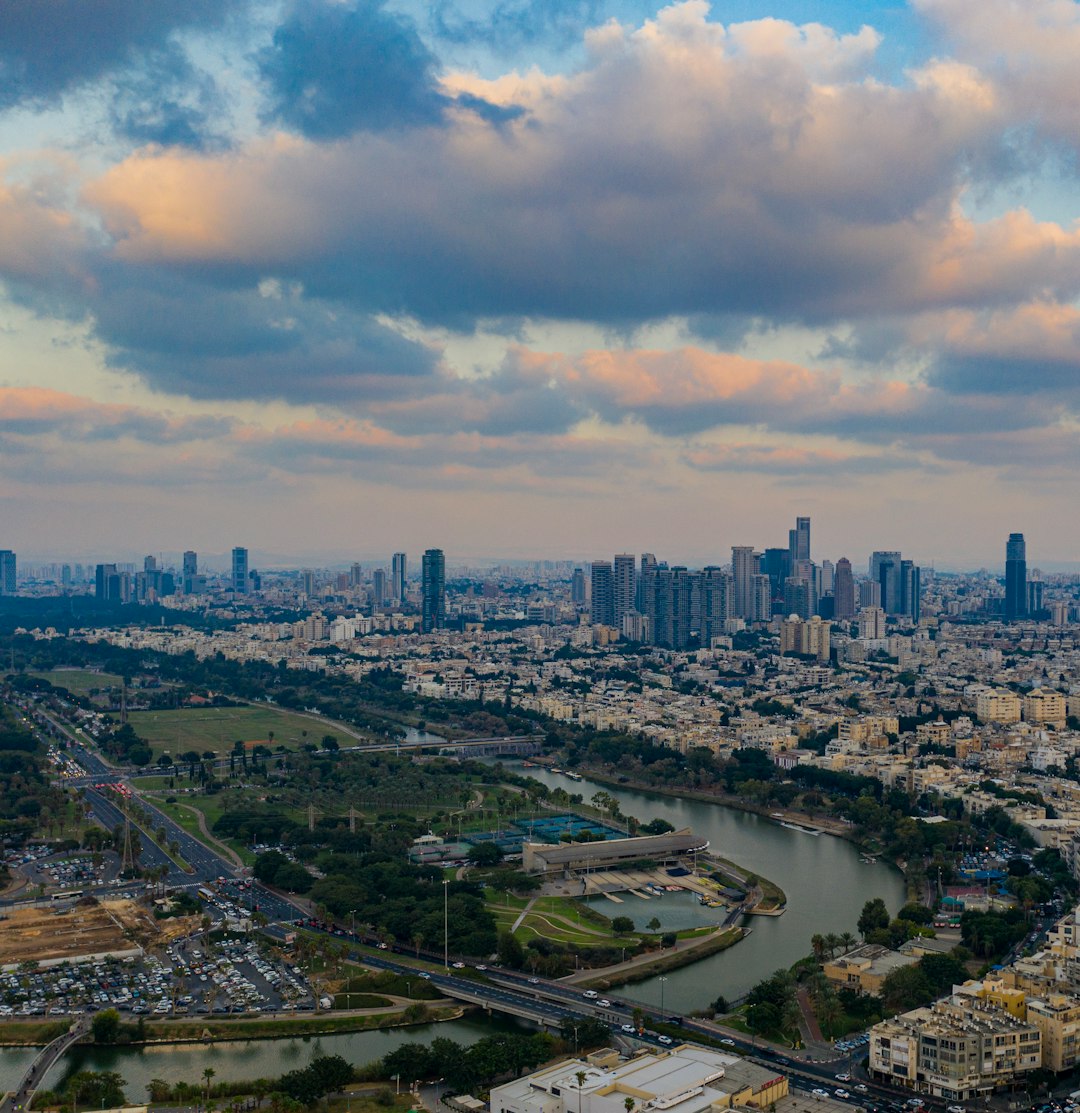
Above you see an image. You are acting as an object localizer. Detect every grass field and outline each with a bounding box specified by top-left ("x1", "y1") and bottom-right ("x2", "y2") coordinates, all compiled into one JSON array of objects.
[
  {"x1": 31, "y1": 668, "x2": 124, "y2": 697},
  {"x1": 120, "y1": 706, "x2": 332, "y2": 756},
  {"x1": 150, "y1": 794, "x2": 258, "y2": 864}
]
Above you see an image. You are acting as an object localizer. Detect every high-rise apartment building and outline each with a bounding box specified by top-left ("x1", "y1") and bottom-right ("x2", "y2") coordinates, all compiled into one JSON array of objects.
[
  {"x1": 1005, "y1": 532, "x2": 1027, "y2": 621},
  {"x1": 570, "y1": 567, "x2": 586, "y2": 605},
  {"x1": 231, "y1": 547, "x2": 249, "y2": 594},
  {"x1": 637, "y1": 553, "x2": 657, "y2": 611},
  {"x1": 421, "y1": 549, "x2": 446, "y2": 632},
  {"x1": 613, "y1": 554, "x2": 636, "y2": 628},
  {"x1": 392, "y1": 552, "x2": 407, "y2": 603},
  {"x1": 833, "y1": 557, "x2": 855, "y2": 619},
  {"x1": 732, "y1": 545, "x2": 757, "y2": 619},
  {"x1": 372, "y1": 568, "x2": 387, "y2": 607},
  {"x1": 590, "y1": 560, "x2": 614, "y2": 626},
  {"x1": 182, "y1": 551, "x2": 197, "y2": 593},
  {"x1": 0, "y1": 550, "x2": 15, "y2": 595},
  {"x1": 700, "y1": 566, "x2": 733, "y2": 646}
]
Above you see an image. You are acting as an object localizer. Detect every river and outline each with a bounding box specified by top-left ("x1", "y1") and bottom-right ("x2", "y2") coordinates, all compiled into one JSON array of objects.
[
  {"x1": 1, "y1": 760, "x2": 903, "y2": 1091},
  {"x1": 1, "y1": 1015, "x2": 524, "y2": 1097},
  {"x1": 507, "y1": 762, "x2": 905, "y2": 1013}
]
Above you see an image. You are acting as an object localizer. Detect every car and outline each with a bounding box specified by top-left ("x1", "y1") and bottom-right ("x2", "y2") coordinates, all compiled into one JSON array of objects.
[
  {"x1": 418, "y1": 972, "x2": 431, "y2": 980},
  {"x1": 835, "y1": 1090, "x2": 851, "y2": 1100},
  {"x1": 377, "y1": 943, "x2": 389, "y2": 950},
  {"x1": 657, "y1": 1035, "x2": 673, "y2": 1045},
  {"x1": 946, "y1": 1106, "x2": 965, "y2": 1113},
  {"x1": 452, "y1": 962, "x2": 465, "y2": 969},
  {"x1": 583, "y1": 990, "x2": 599, "y2": 999},
  {"x1": 598, "y1": 999, "x2": 611, "y2": 1007},
  {"x1": 621, "y1": 1024, "x2": 636, "y2": 1033},
  {"x1": 719, "y1": 1038, "x2": 735, "y2": 1046},
  {"x1": 475, "y1": 964, "x2": 488, "y2": 971},
  {"x1": 811, "y1": 1089, "x2": 829, "y2": 1098},
  {"x1": 854, "y1": 1084, "x2": 869, "y2": 1093},
  {"x1": 528, "y1": 977, "x2": 540, "y2": 985},
  {"x1": 835, "y1": 1073, "x2": 852, "y2": 1082}
]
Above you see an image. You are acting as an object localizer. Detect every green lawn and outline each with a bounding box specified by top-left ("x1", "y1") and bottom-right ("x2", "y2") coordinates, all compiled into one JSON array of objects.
[
  {"x1": 118, "y1": 706, "x2": 335, "y2": 757},
  {"x1": 149, "y1": 794, "x2": 257, "y2": 864},
  {"x1": 31, "y1": 668, "x2": 125, "y2": 697}
]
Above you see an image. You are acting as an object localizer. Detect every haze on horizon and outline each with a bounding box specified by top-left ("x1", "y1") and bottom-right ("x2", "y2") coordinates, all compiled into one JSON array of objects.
[{"x1": 2, "y1": 0, "x2": 1080, "y2": 564}]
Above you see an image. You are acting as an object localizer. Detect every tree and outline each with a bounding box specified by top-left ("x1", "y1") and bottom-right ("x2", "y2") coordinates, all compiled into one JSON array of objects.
[
  {"x1": 467, "y1": 842, "x2": 503, "y2": 867},
  {"x1": 611, "y1": 916, "x2": 635, "y2": 935},
  {"x1": 203, "y1": 1067, "x2": 216, "y2": 1102},
  {"x1": 858, "y1": 898, "x2": 890, "y2": 939},
  {"x1": 91, "y1": 1008, "x2": 122, "y2": 1044},
  {"x1": 647, "y1": 917, "x2": 661, "y2": 933},
  {"x1": 497, "y1": 930, "x2": 526, "y2": 969}
]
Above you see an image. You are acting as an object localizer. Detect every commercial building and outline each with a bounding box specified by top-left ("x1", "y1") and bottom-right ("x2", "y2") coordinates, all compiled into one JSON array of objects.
[
  {"x1": 391, "y1": 552, "x2": 407, "y2": 603},
  {"x1": 869, "y1": 995, "x2": 1041, "y2": 1101},
  {"x1": 522, "y1": 828, "x2": 707, "y2": 878},
  {"x1": 491, "y1": 1045, "x2": 787, "y2": 1113},
  {"x1": 231, "y1": 546, "x2": 249, "y2": 595},
  {"x1": 833, "y1": 557, "x2": 855, "y2": 619},
  {"x1": 1005, "y1": 532, "x2": 1027, "y2": 621},
  {"x1": 591, "y1": 561, "x2": 615, "y2": 627}
]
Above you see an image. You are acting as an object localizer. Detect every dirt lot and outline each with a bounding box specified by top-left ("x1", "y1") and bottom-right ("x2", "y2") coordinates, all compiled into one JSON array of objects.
[{"x1": 0, "y1": 899, "x2": 198, "y2": 966}]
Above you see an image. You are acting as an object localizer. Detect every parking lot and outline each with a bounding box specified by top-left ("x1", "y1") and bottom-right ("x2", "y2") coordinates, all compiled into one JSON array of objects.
[{"x1": 0, "y1": 934, "x2": 313, "y2": 1018}]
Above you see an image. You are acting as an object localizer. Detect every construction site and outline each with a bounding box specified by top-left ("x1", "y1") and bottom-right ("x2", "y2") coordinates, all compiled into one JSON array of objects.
[{"x1": 0, "y1": 899, "x2": 196, "y2": 969}]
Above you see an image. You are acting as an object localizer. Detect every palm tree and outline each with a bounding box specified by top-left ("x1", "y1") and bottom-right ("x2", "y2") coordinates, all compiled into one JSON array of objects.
[
  {"x1": 203, "y1": 1067, "x2": 216, "y2": 1104},
  {"x1": 839, "y1": 931, "x2": 857, "y2": 954},
  {"x1": 575, "y1": 1071, "x2": 587, "y2": 1113},
  {"x1": 810, "y1": 933, "x2": 827, "y2": 961},
  {"x1": 623, "y1": 1099, "x2": 635, "y2": 1113}
]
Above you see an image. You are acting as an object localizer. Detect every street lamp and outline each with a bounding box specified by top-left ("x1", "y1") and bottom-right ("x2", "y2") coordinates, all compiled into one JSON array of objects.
[
  {"x1": 443, "y1": 878, "x2": 450, "y2": 969},
  {"x1": 659, "y1": 975, "x2": 668, "y2": 1020}
]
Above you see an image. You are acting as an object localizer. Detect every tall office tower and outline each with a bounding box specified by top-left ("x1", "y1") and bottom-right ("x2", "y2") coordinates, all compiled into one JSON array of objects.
[
  {"x1": 144, "y1": 555, "x2": 157, "y2": 573},
  {"x1": 762, "y1": 547, "x2": 791, "y2": 602},
  {"x1": 392, "y1": 552, "x2": 407, "y2": 603},
  {"x1": 61, "y1": 564, "x2": 72, "y2": 590},
  {"x1": 0, "y1": 550, "x2": 15, "y2": 595},
  {"x1": 95, "y1": 563, "x2": 117, "y2": 600},
  {"x1": 421, "y1": 548, "x2": 446, "y2": 632},
  {"x1": 1028, "y1": 577, "x2": 1044, "y2": 615},
  {"x1": 900, "y1": 559, "x2": 921, "y2": 623},
  {"x1": 1005, "y1": 533, "x2": 1027, "y2": 621},
  {"x1": 751, "y1": 574, "x2": 772, "y2": 622},
  {"x1": 231, "y1": 547, "x2": 249, "y2": 594},
  {"x1": 820, "y1": 559, "x2": 834, "y2": 595},
  {"x1": 301, "y1": 569, "x2": 315, "y2": 596},
  {"x1": 372, "y1": 568, "x2": 387, "y2": 607},
  {"x1": 182, "y1": 551, "x2": 197, "y2": 593},
  {"x1": 349, "y1": 562, "x2": 362, "y2": 589},
  {"x1": 613, "y1": 554, "x2": 636, "y2": 627},
  {"x1": 788, "y1": 516, "x2": 811, "y2": 564},
  {"x1": 571, "y1": 567, "x2": 586, "y2": 605},
  {"x1": 700, "y1": 567, "x2": 733, "y2": 645},
  {"x1": 870, "y1": 550, "x2": 902, "y2": 614},
  {"x1": 590, "y1": 560, "x2": 615, "y2": 626},
  {"x1": 732, "y1": 545, "x2": 758, "y2": 618},
  {"x1": 833, "y1": 557, "x2": 855, "y2": 619},
  {"x1": 637, "y1": 553, "x2": 657, "y2": 610},
  {"x1": 859, "y1": 579, "x2": 881, "y2": 609}
]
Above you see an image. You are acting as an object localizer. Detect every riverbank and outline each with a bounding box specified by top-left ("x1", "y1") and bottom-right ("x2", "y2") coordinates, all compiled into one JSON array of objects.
[
  {"x1": 568, "y1": 925, "x2": 743, "y2": 990},
  {"x1": 0, "y1": 1005, "x2": 466, "y2": 1048}
]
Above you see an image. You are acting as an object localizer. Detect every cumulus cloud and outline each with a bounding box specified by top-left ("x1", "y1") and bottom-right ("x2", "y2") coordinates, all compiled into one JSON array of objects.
[
  {"x1": 0, "y1": 0, "x2": 238, "y2": 108},
  {"x1": 257, "y1": 0, "x2": 451, "y2": 138},
  {"x1": 85, "y1": 1, "x2": 1035, "y2": 331}
]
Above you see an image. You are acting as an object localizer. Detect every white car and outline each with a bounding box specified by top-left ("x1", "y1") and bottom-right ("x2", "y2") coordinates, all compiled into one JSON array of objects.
[
  {"x1": 811, "y1": 1089, "x2": 829, "y2": 1099},
  {"x1": 657, "y1": 1035, "x2": 673, "y2": 1045},
  {"x1": 597, "y1": 999, "x2": 611, "y2": 1007},
  {"x1": 621, "y1": 1024, "x2": 636, "y2": 1033},
  {"x1": 834, "y1": 1090, "x2": 850, "y2": 1100},
  {"x1": 583, "y1": 990, "x2": 598, "y2": 999}
]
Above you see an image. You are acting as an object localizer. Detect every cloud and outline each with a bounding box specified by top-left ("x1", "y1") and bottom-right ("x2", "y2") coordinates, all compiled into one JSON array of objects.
[
  {"x1": 0, "y1": 1, "x2": 237, "y2": 109},
  {"x1": 257, "y1": 0, "x2": 449, "y2": 138},
  {"x1": 83, "y1": 0, "x2": 1069, "y2": 337},
  {"x1": 431, "y1": 0, "x2": 605, "y2": 52},
  {"x1": 107, "y1": 44, "x2": 227, "y2": 150}
]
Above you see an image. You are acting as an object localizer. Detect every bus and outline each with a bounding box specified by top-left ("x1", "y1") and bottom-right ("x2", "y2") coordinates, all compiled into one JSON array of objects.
[{"x1": 52, "y1": 890, "x2": 83, "y2": 901}]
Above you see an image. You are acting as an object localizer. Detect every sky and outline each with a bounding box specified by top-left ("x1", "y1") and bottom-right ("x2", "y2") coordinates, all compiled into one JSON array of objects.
[{"x1": 2, "y1": 0, "x2": 1080, "y2": 569}]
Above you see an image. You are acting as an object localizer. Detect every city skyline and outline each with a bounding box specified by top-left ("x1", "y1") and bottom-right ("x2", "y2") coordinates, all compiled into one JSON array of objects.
[{"x1": 2, "y1": 1, "x2": 1080, "y2": 558}]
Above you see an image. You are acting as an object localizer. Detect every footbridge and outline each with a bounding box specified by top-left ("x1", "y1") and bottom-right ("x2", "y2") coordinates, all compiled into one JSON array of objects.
[{"x1": 1, "y1": 1014, "x2": 90, "y2": 1113}]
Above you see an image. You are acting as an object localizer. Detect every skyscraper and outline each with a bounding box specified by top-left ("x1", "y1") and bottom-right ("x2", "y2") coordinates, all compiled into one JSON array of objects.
[
  {"x1": 0, "y1": 550, "x2": 15, "y2": 595},
  {"x1": 1005, "y1": 533, "x2": 1027, "y2": 621},
  {"x1": 231, "y1": 547, "x2": 249, "y2": 594},
  {"x1": 870, "y1": 550, "x2": 901, "y2": 614},
  {"x1": 182, "y1": 551, "x2": 197, "y2": 593},
  {"x1": 731, "y1": 546, "x2": 757, "y2": 619},
  {"x1": 701, "y1": 566, "x2": 733, "y2": 645},
  {"x1": 421, "y1": 549, "x2": 446, "y2": 632},
  {"x1": 590, "y1": 560, "x2": 614, "y2": 626},
  {"x1": 613, "y1": 554, "x2": 636, "y2": 628},
  {"x1": 833, "y1": 557, "x2": 855, "y2": 619},
  {"x1": 392, "y1": 552, "x2": 407, "y2": 603},
  {"x1": 788, "y1": 516, "x2": 810, "y2": 564},
  {"x1": 571, "y1": 567, "x2": 586, "y2": 604},
  {"x1": 372, "y1": 568, "x2": 387, "y2": 607}
]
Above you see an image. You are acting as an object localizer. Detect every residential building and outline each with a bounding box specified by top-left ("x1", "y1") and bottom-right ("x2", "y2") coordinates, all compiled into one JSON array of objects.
[
  {"x1": 613, "y1": 553, "x2": 636, "y2": 628},
  {"x1": 976, "y1": 689, "x2": 1022, "y2": 724},
  {"x1": 590, "y1": 560, "x2": 614, "y2": 627},
  {"x1": 0, "y1": 549, "x2": 15, "y2": 595},
  {"x1": 392, "y1": 552, "x2": 407, "y2": 603},
  {"x1": 421, "y1": 549, "x2": 446, "y2": 633},
  {"x1": 731, "y1": 546, "x2": 757, "y2": 619},
  {"x1": 1027, "y1": 994, "x2": 1080, "y2": 1073},
  {"x1": 1023, "y1": 688, "x2": 1067, "y2": 728}
]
